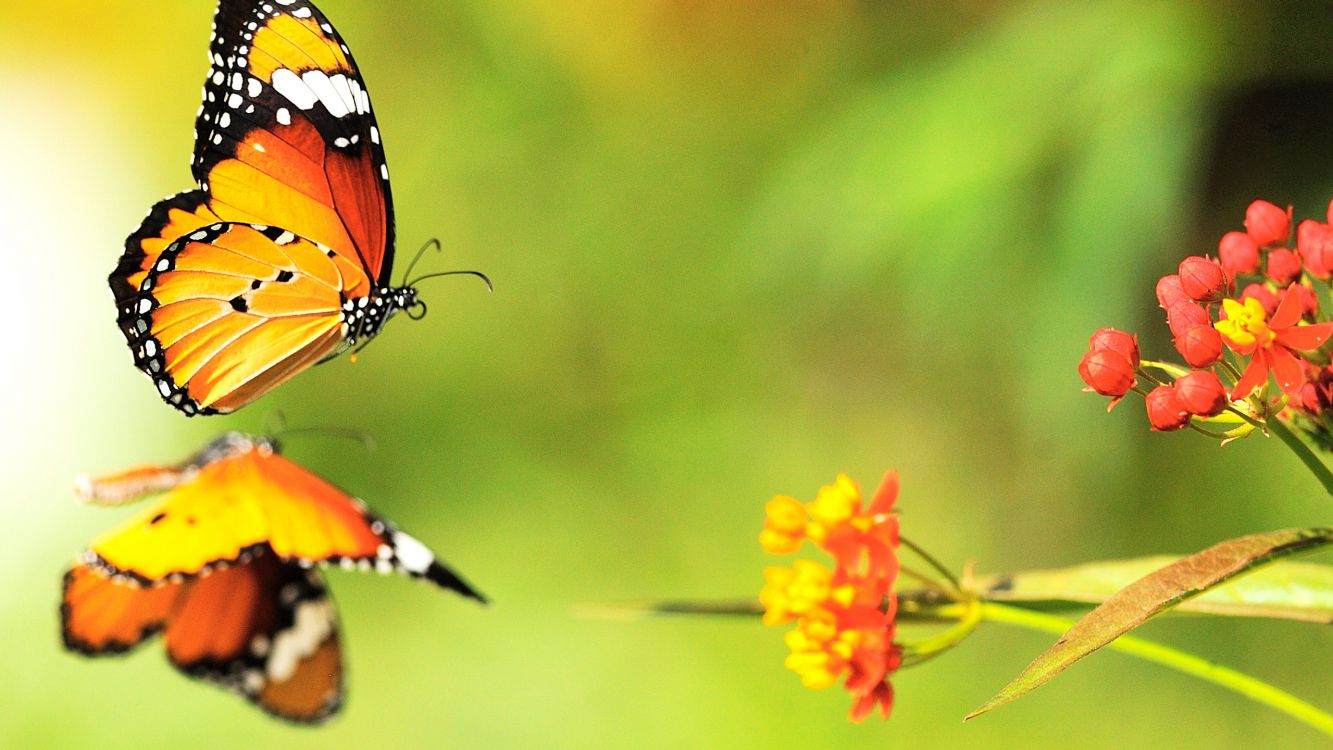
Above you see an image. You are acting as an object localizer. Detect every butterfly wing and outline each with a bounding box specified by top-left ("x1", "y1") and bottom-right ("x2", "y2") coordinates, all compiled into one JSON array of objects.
[
  {"x1": 165, "y1": 551, "x2": 342, "y2": 723},
  {"x1": 85, "y1": 449, "x2": 485, "y2": 602},
  {"x1": 61, "y1": 564, "x2": 179, "y2": 655},
  {"x1": 119, "y1": 222, "x2": 368, "y2": 415},
  {"x1": 192, "y1": 0, "x2": 394, "y2": 283},
  {"x1": 112, "y1": 191, "x2": 224, "y2": 312},
  {"x1": 110, "y1": 0, "x2": 398, "y2": 413}
]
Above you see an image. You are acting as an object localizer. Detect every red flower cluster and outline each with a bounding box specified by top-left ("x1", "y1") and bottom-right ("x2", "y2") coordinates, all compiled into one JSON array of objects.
[
  {"x1": 1079, "y1": 199, "x2": 1333, "y2": 435},
  {"x1": 760, "y1": 473, "x2": 902, "y2": 722}
]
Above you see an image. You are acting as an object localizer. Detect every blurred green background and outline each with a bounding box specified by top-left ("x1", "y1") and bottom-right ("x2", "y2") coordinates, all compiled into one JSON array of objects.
[{"x1": 3, "y1": 0, "x2": 1331, "y2": 747}]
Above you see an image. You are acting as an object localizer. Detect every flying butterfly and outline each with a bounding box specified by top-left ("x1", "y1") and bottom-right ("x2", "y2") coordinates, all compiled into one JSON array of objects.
[
  {"x1": 110, "y1": 0, "x2": 486, "y2": 416},
  {"x1": 61, "y1": 432, "x2": 486, "y2": 723}
]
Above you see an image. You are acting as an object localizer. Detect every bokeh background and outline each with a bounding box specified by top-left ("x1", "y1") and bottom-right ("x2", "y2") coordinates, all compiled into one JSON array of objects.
[{"x1": 3, "y1": 0, "x2": 1331, "y2": 747}]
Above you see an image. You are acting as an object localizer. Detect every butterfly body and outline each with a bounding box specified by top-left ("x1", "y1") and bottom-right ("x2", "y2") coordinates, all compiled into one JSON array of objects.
[{"x1": 111, "y1": 0, "x2": 413, "y2": 415}]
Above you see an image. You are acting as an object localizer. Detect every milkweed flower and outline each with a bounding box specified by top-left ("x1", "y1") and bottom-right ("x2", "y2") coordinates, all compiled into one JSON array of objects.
[
  {"x1": 760, "y1": 472, "x2": 902, "y2": 722},
  {"x1": 1083, "y1": 196, "x2": 1333, "y2": 445},
  {"x1": 1215, "y1": 288, "x2": 1333, "y2": 400}
]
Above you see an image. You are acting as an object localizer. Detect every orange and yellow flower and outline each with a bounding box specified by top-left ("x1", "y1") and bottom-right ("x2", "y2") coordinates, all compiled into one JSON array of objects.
[
  {"x1": 1216, "y1": 288, "x2": 1333, "y2": 400},
  {"x1": 760, "y1": 472, "x2": 902, "y2": 722}
]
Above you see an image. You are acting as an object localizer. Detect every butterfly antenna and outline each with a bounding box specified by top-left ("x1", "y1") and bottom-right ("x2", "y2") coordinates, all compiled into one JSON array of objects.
[
  {"x1": 407, "y1": 269, "x2": 494, "y2": 292},
  {"x1": 400, "y1": 238, "x2": 442, "y2": 287},
  {"x1": 271, "y1": 425, "x2": 377, "y2": 452}
]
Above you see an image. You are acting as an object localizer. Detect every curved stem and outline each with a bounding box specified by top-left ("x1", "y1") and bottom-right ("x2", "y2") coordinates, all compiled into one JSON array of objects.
[
  {"x1": 899, "y1": 535, "x2": 961, "y2": 592},
  {"x1": 902, "y1": 600, "x2": 981, "y2": 660},
  {"x1": 1217, "y1": 356, "x2": 1242, "y2": 384},
  {"x1": 977, "y1": 602, "x2": 1333, "y2": 737},
  {"x1": 1265, "y1": 418, "x2": 1333, "y2": 499}
]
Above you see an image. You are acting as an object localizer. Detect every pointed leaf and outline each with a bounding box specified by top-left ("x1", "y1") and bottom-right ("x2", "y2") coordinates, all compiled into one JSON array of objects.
[
  {"x1": 976, "y1": 556, "x2": 1333, "y2": 623},
  {"x1": 966, "y1": 527, "x2": 1333, "y2": 720}
]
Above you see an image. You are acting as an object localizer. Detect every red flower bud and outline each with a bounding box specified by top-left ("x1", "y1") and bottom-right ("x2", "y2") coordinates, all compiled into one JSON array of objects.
[
  {"x1": 1145, "y1": 385, "x2": 1190, "y2": 431},
  {"x1": 1218, "y1": 231, "x2": 1260, "y2": 275},
  {"x1": 1155, "y1": 275, "x2": 1190, "y2": 309},
  {"x1": 1265, "y1": 247, "x2": 1302, "y2": 285},
  {"x1": 1079, "y1": 349, "x2": 1136, "y2": 399},
  {"x1": 1177, "y1": 255, "x2": 1228, "y2": 302},
  {"x1": 1297, "y1": 364, "x2": 1333, "y2": 414},
  {"x1": 1174, "y1": 324, "x2": 1223, "y2": 368},
  {"x1": 1245, "y1": 199, "x2": 1290, "y2": 247},
  {"x1": 1239, "y1": 283, "x2": 1278, "y2": 316},
  {"x1": 1088, "y1": 328, "x2": 1139, "y2": 362},
  {"x1": 1174, "y1": 370, "x2": 1226, "y2": 417},
  {"x1": 1283, "y1": 282, "x2": 1319, "y2": 319},
  {"x1": 1297, "y1": 220, "x2": 1333, "y2": 279},
  {"x1": 1297, "y1": 382, "x2": 1323, "y2": 414},
  {"x1": 1165, "y1": 300, "x2": 1209, "y2": 338}
]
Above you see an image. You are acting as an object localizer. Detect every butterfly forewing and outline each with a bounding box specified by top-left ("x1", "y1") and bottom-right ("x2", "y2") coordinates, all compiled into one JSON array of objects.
[
  {"x1": 193, "y1": 0, "x2": 394, "y2": 281},
  {"x1": 84, "y1": 440, "x2": 485, "y2": 603}
]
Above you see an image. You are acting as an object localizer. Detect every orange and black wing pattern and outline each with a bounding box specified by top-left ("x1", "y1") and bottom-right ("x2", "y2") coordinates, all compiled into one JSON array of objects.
[
  {"x1": 63, "y1": 552, "x2": 343, "y2": 723},
  {"x1": 111, "y1": 0, "x2": 403, "y2": 415},
  {"x1": 117, "y1": 223, "x2": 369, "y2": 415},
  {"x1": 80, "y1": 433, "x2": 484, "y2": 602}
]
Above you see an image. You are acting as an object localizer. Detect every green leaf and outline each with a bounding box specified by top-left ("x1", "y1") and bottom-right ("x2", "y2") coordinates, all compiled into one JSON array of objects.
[
  {"x1": 975, "y1": 555, "x2": 1333, "y2": 623},
  {"x1": 966, "y1": 527, "x2": 1333, "y2": 720}
]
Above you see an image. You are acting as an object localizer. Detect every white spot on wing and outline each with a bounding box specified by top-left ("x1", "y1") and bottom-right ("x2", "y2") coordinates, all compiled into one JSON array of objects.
[
  {"x1": 267, "y1": 598, "x2": 334, "y2": 682},
  {"x1": 391, "y1": 531, "x2": 434, "y2": 574},
  {"x1": 301, "y1": 70, "x2": 350, "y2": 118},
  {"x1": 271, "y1": 68, "x2": 317, "y2": 110}
]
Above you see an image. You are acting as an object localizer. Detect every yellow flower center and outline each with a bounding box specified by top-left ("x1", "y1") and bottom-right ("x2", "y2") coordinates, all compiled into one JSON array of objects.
[{"x1": 1215, "y1": 297, "x2": 1274, "y2": 349}]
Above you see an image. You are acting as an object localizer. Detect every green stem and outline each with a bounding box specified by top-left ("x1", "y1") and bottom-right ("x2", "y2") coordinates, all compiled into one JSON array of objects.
[
  {"x1": 1266, "y1": 418, "x2": 1333, "y2": 499},
  {"x1": 900, "y1": 535, "x2": 961, "y2": 593},
  {"x1": 902, "y1": 600, "x2": 981, "y2": 659},
  {"x1": 1139, "y1": 360, "x2": 1190, "y2": 380},
  {"x1": 977, "y1": 602, "x2": 1333, "y2": 737}
]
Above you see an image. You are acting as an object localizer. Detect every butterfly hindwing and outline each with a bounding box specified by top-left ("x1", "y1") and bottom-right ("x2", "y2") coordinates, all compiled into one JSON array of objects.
[
  {"x1": 112, "y1": 190, "x2": 223, "y2": 311},
  {"x1": 165, "y1": 552, "x2": 342, "y2": 724},
  {"x1": 61, "y1": 564, "x2": 177, "y2": 655},
  {"x1": 119, "y1": 222, "x2": 363, "y2": 414},
  {"x1": 63, "y1": 553, "x2": 343, "y2": 724}
]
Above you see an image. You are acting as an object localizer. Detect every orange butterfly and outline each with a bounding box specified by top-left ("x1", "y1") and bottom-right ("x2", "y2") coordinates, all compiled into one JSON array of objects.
[
  {"x1": 110, "y1": 0, "x2": 484, "y2": 416},
  {"x1": 61, "y1": 432, "x2": 485, "y2": 723}
]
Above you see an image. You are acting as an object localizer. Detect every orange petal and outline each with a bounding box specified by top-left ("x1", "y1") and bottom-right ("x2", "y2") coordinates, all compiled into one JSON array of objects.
[
  {"x1": 1269, "y1": 285, "x2": 1303, "y2": 329},
  {"x1": 1230, "y1": 349, "x2": 1271, "y2": 401},
  {"x1": 1275, "y1": 321, "x2": 1333, "y2": 351},
  {"x1": 1269, "y1": 347, "x2": 1306, "y2": 397}
]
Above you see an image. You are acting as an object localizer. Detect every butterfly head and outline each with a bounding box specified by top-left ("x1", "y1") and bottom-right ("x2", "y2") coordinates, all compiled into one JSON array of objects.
[{"x1": 191, "y1": 432, "x2": 279, "y2": 469}]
